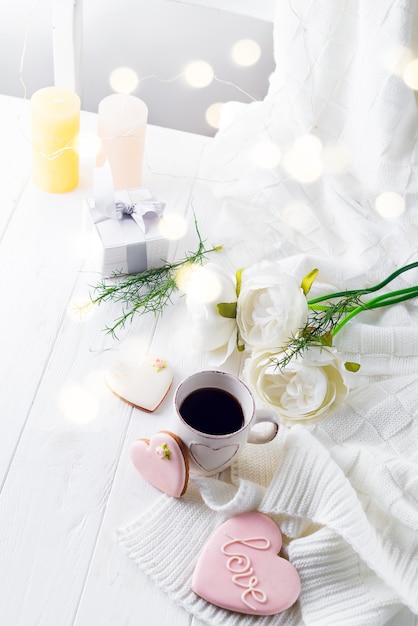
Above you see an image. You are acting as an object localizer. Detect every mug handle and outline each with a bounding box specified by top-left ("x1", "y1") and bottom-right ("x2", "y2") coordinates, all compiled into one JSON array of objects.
[{"x1": 247, "y1": 409, "x2": 280, "y2": 444}]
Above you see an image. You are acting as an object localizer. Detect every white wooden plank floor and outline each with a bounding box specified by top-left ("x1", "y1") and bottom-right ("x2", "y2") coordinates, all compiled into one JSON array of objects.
[{"x1": 0, "y1": 93, "x2": 234, "y2": 626}]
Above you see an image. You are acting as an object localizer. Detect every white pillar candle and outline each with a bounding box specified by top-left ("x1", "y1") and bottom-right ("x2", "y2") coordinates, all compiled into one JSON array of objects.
[{"x1": 97, "y1": 94, "x2": 148, "y2": 190}]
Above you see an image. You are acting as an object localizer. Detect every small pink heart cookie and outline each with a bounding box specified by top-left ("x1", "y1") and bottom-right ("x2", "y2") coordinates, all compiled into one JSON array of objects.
[
  {"x1": 192, "y1": 511, "x2": 300, "y2": 615},
  {"x1": 130, "y1": 431, "x2": 189, "y2": 497},
  {"x1": 106, "y1": 356, "x2": 173, "y2": 412}
]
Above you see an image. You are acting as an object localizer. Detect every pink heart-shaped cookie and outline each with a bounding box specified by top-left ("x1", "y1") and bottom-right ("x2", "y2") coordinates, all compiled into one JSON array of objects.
[
  {"x1": 130, "y1": 431, "x2": 189, "y2": 497},
  {"x1": 192, "y1": 511, "x2": 300, "y2": 615}
]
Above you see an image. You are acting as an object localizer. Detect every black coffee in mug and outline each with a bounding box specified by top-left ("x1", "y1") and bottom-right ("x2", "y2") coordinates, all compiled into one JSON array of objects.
[{"x1": 179, "y1": 387, "x2": 245, "y2": 436}]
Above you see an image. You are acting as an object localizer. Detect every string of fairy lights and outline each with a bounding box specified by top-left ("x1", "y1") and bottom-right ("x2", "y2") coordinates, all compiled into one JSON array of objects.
[
  {"x1": 107, "y1": 37, "x2": 262, "y2": 131},
  {"x1": 10, "y1": 4, "x2": 417, "y2": 425}
]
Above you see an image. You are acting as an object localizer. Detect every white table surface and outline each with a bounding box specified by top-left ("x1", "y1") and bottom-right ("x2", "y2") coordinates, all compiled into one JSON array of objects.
[
  {"x1": 0, "y1": 93, "x2": 243, "y2": 626},
  {"x1": 1, "y1": 92, "x2": 417, "y2": 626}
]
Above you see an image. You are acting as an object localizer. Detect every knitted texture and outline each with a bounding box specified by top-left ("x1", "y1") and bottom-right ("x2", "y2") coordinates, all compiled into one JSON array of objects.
[{"x1": 117, "y1": 396, "x2": 418, "y2": 624}]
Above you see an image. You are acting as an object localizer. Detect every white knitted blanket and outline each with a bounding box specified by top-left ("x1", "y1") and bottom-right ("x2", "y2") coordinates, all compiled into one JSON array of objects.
[
  {"x1": 117, "y1": 1, "x2": 418, "y2": 624},
  {"x1": 117, "y1": 380, "x2": 418, "y2": 625}
]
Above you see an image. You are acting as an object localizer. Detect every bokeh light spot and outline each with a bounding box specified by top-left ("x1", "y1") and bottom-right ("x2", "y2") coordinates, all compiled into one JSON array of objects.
[
  {"x1": 158, "y1": 213, "x2": 188, "y2": 240},
  {"x1": 184, "y1": 60, "x2": 214, "y2": 88},
  {"x1": 187, "y1": 265, "x2": 224, "y2": 303},
  {"x1": 205, "y1": 102, "x2": 224, "y2": 129},
  {"x1": 382, "y1": 46, "x2": 413, "y2": 75},
  {"x1": 295, "y1": 134, "x2": 323, "y2": 156},
  {"x1": 174, "y1": 262, "x2": 201, "y2": 292},
  {"x1": 403, "y1": 59, "x2": 418, "y2": 90},
  {"x1": 375, "y1": 192, "x2": 405, "y2": 219},
  {"x1": 283, "y1": 135, "x2": 323, "y2": 183},
  {"x1": 85, "y1": 369, "x2": 108, "y2": 395},
  {"x1": 78, "y1": 131, "x2": 101, "y2": 159},
  {"x1": 232, "y1": 39, "x2": 261, "y2": 66},
  {"x1": 57, "y1": 383, "x2": 100, "y2": 424},
  {"x1": 109, "y1": 66, "x2": 139, "y2": 94}
]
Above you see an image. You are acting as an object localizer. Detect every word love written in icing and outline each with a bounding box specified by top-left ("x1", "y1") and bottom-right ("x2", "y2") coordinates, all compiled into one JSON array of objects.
[
  {"x1": 192, "y1": 511, "x2": 301, "y2": 615},
  {"x1": 221, "y1": 533, "x2": 270, "y2": 611}
]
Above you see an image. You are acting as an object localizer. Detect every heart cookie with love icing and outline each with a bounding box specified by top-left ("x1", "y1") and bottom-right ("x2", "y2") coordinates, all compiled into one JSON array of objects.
[
  {"x1": 130, "y1": 431, "x2": 189, "y2": 497},
  {"x1": 192, "y1": 511, "x2": 300, "y2": 615},
  {"x1": 106, "y1": 356, "x2": 173, "y2": 412}
]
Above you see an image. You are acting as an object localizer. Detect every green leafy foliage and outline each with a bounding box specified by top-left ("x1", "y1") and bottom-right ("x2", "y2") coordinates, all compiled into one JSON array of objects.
[
  {"x1": 91, "y1": 215, "x2": 222, "y2": 337},
  {"x1": 274, "y1": 262, "x2": 418, "y2": 371}
]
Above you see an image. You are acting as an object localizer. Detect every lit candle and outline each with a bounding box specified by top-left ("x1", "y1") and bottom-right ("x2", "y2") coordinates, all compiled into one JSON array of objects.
[
  {"x1": 31, "y1": 87, "x2": 80, "y2": 193},
  {"x1": 96, "y1": 93, "x2": 148, "y2": 190}
]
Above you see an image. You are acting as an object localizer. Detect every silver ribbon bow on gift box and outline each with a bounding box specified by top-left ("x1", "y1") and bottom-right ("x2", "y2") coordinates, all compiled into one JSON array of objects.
[
  {"x1": 114, "y1": 198, "x2": 165, "y2": 220},
  {"x1": 92, "y1": 161, "x2": 165, "y2": 228},
  {"x1": 89, "y1": 162, "x2": 167, "y2": 275}
]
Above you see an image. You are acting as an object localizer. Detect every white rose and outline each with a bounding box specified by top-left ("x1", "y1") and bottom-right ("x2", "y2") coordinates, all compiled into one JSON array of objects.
[
  {"x1": 244, "y1": 346, "x2": 349, "y2": 424},
  {"x1": 185, "y1": 263, "x2": 237, "y2": 358},
  {"x1": 236, "y1": 261, "x2": 308, "y2": 350}
]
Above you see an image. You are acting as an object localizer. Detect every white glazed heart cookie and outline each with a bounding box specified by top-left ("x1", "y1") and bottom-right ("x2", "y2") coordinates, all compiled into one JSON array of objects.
[{"x1": 106, "y1": 356, "x2": 173, "y2": 411}]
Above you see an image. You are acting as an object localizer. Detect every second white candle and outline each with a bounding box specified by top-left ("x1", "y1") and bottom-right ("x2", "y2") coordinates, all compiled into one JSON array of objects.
[{"x1": 97, "y1": 93, "x2": 148, "y2": 190}]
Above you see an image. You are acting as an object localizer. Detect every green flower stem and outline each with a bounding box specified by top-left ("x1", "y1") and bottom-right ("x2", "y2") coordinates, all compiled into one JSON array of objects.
[
  {"x1": 307, "y1": 261, "x2": 418, "y2": 306},
  {"x1": 331, "y1": 285, "x2": 418, "y2": 336},
  {"x1": 91, "y1": 214, "x2": 222, "y2": 337},
  {"x1": 274, "y1": 263, "x2": 418, "y2": 371},
  {"x1": 308, "y1": 304, "x2": 358, "y2": 312}
]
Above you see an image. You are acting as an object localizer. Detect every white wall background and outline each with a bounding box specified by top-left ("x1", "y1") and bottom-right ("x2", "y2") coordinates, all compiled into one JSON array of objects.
[{"x1": 0, "y1": 0, "x2": 275, "y2": 136}]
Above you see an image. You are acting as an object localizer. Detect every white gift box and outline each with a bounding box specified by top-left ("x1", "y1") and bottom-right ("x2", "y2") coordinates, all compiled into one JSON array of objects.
[{"x1": 84, "y1": 187, "x2": 169, "y2": 277}]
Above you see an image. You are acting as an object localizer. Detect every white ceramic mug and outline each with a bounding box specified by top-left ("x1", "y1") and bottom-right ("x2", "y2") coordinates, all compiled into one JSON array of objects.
[{"x1": 173, "y1": 370, "x2": 280, "y2": 476}]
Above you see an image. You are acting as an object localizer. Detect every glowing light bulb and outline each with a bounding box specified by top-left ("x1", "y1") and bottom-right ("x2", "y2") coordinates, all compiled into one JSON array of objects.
[
  {"x1": 184, "y1": 60, "x2": 214, "y2": 88},
  {"x1": 109, "y1": 67, "x2": 139, "y2": 94},
  {"x1": 250, "y1": 141, "x2": 281, "y2": 169},
  {"x1": 403, "y1": 59, "x2": 418, "y2": 89},
  {"x1": 158, "y1": 213, "x2": 188, "y2": 240},
  {"x1": 375, "y1": 192, "x2": 405, "y2": 219},
  {"x1": 231, "y1": 39, "x2": 261, "y2": 66},
  {"x1": 205, "y1": 102, "x2": 224, "y2": 129}
]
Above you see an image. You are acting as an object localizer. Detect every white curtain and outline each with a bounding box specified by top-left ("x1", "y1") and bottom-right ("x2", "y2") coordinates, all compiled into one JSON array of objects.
[{"x1": 200, "y1": 0, "x2": 418, "y2": 279}]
